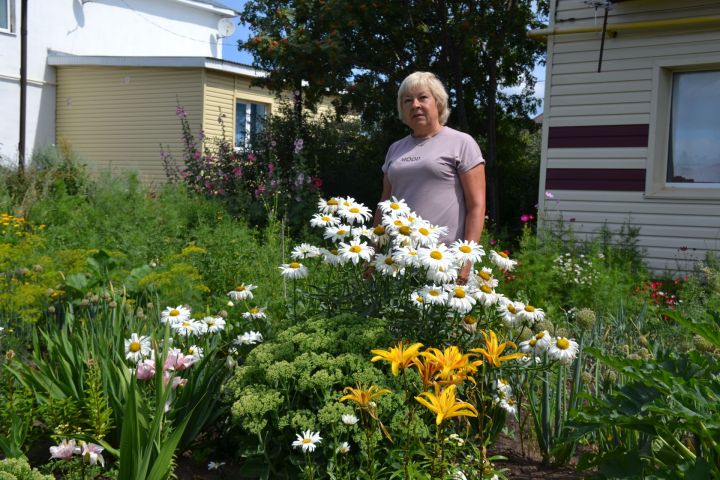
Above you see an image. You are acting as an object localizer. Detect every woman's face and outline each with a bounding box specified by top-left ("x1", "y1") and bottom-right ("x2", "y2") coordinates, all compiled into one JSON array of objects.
[{"x1": 401, "y1": 87, "x2": 441, "y2": 136}]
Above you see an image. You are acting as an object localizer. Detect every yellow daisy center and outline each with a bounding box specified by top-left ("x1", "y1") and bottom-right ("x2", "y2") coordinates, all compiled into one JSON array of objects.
[
  {"x1": 507, "y1": 304, "x2": 517, "y2": 314},
  {"x1": 328, "y1": 198, "x2": 339, "y2": 205},
  {"x1": 409, "y1": 251, "x2": 417, "y2": 256},
  {"x1": 454, "y1": 287, "x2": 466, "y2": 298},
  {"x1": 330, "y1": 249, "x2": 338, "y2": 255},
  {"x1": 170, "y1": 309, "x2": 180, "y2": 316},
  {"x1": 390, "y1": 202, "x2": 400, "y2": 210},
  {"x1": 349, "y1": 207, "x2": 360, "y2": 213},
  {"x1": 399, "y1": 226, "x2": 412, "y2": 236},
  {"x1": 416, "y1": 296, "x2": 424, "y2": 303},
  {"x1": 337, "y1": 229, "x2": 347, "y2": 235},
  {"x1": 322, "y1": 215, "x2": 330, "y2": 221},
  {"x1": 373, "y1": 225, "x2": 385, "y2": 235},
  {"x1": 481, "y1": 285, "x2": 493, "y2": 294},
  {"x1": 235, "y1": 286, "x2": 246, "y2": 292},
  {"x1": 499, "y1": 251, "x2": 509, "y2": 258},
  {"x1": 529, "y1": 339, "x2": 537, "y2": 347},
  {"x1": 557, "y1": 338, "x2": 570, "y2": 350},
  {"x1": 384, "y1": 257, "x2": 394, "y2": 265},
  {"x1": 349, "y1": 245, "x2": 362, "y2": 253},
  {"x1": 459, "y1": 245, "x2": 472, "y2": 253},
  {"x1": 463, "y1": 315, "x2": 476, "y2": 325},
  {"x1": 536, "y1": 331, "x2": 546, "y2": 339},
  {"x1": 303, "y1": 438, "x2": 312, "y2": 444},
  {"x1": 249, "y1": 307, "x2": 259, "y2": 314},
  {"x1": 429, "y1": 290, "x2": 441, "y2": 297},
  {"x1": 289, "y1": 262, "x2": 301, "y2": 269},
  {"x1": 525, "y1": 305, "x2": 536, "y2": 312},
  {"x1": 418, "y1": 227, "x2": 430, "y2": 236},
  {"x1": 182, "y1": 321, "x2": 192, "y2": 327},
  {"x1": 129, "y1": 341, "x2": 141, "y2": 352},
  {"x1": 394, "y1": 219, "x2": 404, "y2": 226},
  {"x1": 430, "y1": 251, "x2": 443, "y2": 260},
  {"x1": 479, "y1": 271, "x2": 491, "y2": 281}
]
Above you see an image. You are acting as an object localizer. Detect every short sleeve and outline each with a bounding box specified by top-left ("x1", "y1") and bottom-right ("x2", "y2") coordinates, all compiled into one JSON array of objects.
[{"x1": 456, "y1": 135, "x2": 485, "y2": 174}]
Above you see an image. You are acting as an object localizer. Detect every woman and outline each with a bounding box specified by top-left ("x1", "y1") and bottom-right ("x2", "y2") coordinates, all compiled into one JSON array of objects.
[{"x1": 377, "y1": 72, "x2": 486, "y2": 284}]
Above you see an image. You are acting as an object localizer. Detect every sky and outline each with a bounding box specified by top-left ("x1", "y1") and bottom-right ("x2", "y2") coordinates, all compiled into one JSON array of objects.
[{"x1": 219, "y1": 0, "x2": 545, "y2": 106}]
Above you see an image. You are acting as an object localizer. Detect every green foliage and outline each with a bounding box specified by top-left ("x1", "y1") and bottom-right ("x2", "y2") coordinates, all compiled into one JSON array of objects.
[
  {"x1": 0, "y1": 458, "x2": 53, "y2": 480},
  {"x1": 224, "y1": 313, "x2": 394, "y2": 478},
  {"x1": 569, "y1": 309, "x2": 720, "y2": 479}
]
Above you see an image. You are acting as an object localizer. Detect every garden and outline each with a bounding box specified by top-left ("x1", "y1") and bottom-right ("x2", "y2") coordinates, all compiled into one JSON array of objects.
[{"x1": 1, "y1": 107, "x2": 719, "y2": 480}]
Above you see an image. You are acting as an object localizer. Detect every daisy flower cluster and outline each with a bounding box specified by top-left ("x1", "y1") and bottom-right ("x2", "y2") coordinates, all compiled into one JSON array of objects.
[
  {"x1": 493, "y1": 378, "x2": 518, "y2": 416},
  {"x1": 552, "y1": 252, "x2": 599, "y2": 286},
  {"x1": 519, "y1": 330, "x2": 580, "y2": 366},
  {"x1": 159, "y1": 305, "x2": 226, "y2": 337},
  {"x1": 282, "y1": 195, "x2": 545, "y2": 332}
]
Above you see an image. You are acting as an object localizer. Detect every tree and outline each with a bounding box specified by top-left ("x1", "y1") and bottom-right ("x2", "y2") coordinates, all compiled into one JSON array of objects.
[{"x1": 239, "y1": 0, "x2": 548, "y2": 220}]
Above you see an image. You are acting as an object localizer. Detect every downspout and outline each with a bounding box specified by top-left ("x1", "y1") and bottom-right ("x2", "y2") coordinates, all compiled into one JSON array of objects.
[
  {"x1": 18, "y1": 0, "x2": 28, "y2": 173},
  {"x1": 529, "y1": 15, "x2": 720, "y2": 39}
]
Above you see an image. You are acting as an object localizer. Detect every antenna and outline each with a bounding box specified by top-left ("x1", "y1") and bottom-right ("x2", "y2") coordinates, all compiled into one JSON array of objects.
[{"x1": 217, "y1": 18, "x2": 236, "y2": 38}]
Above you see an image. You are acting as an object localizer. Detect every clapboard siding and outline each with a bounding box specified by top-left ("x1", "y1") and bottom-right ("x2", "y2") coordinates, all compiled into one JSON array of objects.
[
  {"x1": 56, "y1": 66, "x2": 203, "y2": 184},
  {"x1": 203, "y1": 70, "x2": 236, "y2": 143},
  {"x1": 539, "y1": 0, "x2": 720, "y2": 273}
]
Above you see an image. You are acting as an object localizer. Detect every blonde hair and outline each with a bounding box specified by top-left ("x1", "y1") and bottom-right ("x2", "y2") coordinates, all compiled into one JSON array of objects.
[{"x1": 397, "y1": 72, "x2": 451, "y2": 125}]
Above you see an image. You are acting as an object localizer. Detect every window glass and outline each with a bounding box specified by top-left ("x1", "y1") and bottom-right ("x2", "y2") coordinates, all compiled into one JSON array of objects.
[
  {"x1": 0, "y1": 0, "x2": 9, "y2": 31},
  {"x1": 667, "y1": 70, "x2": 720, "y2": 184},
  {"x1": 236, "y1": 101, "x2": 267, "y2": 149},
  {"x1": 235, "y1": 102, "x2": 247, "y2": 147}
]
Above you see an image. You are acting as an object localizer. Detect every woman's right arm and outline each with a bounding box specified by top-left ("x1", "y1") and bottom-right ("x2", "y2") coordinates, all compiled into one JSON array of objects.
[{"x1": 373, "y1": 174, "x2": 392, "y2": 226}]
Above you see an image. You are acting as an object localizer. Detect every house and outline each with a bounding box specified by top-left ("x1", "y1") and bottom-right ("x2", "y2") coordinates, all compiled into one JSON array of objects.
[
  {"x1": 1, "y1": 0, "x2": 318, "y2": 184},
  {"x1": 532, "y1": 0, "x2": 720, "y2": 272}
]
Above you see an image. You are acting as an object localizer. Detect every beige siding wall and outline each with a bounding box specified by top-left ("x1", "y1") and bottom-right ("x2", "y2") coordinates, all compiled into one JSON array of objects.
[
  {"x1": 56, "y1": 66, "x2": 203, "y2": 185},
  {"x1": 540, "y1": 0, "x2": 720, "y2": 272}
]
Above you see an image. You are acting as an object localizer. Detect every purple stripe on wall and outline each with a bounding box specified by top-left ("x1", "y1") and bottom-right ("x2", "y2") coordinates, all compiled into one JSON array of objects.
[
  {"x1": 545, "y1": 168, "x2": 646, "y2": 191},
  {"x1": 548, "y1": 124, "x2": 649, "y2": 148}
]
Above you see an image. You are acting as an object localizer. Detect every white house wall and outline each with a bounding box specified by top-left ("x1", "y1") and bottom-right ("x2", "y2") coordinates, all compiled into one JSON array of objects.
[
  {"x1": 539, "y1": 0, "x2": 720, "y2": 273},
  {"x1": 0, "y1": 0, "x2": 232, "y2": 163}
]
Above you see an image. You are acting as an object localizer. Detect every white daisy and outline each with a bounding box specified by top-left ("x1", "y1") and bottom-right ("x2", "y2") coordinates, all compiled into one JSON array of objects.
[
  {"x1": 235, "y1": 331, "x2": 264, "y2": 345},
  {"x1": 320, "y1": 248, "x2": 343, "y2": 266},
  {"x1": 341, "y1": 414, "x2": 359, "y2": 425},
  {"x1": 124, "y1": 333, "x2": 151, "y2": 362},
  {"x1": 228, "y1": 284, "x2": 256, "y2": 301},
  {"x1": 518, "y1": 304, "x2": 545, "y2": 324},
  {"x1": 548, "y1": 337, "x2": 580, "y2": 365},
  {"x1": 409, "y1": 290, "x2": 425, "y2": 309},
  {"x1": 338, "y1": 239, "x2": 374, "y2": 265},
  {"x1": 450, "y1": 240, "x2": 485, "y2": 264},
  {"x1": 520, "y1": 330, "x2": 553, "y2": 354},
  {"x1": 382, "y1": 214, "x2": 412, "y2": 234},
  {"x1": 336, "y1": 441, "x2": 351, "y2": 454},
  {"x1": 427, "y1": 265, "x2": 458, "y2": 284},
  {"x1": 291, "y1": 243, "x2": 322, "y2": 260},
  {"x1": 242, "y1": 306, "x2": 267, "y2": 320},
  {"x1": 310, "y1": 213, "x2": 339, "y2": 228},
  {"x1": 496, "y1": 378, "x2": 513, "y2": 397},
  {"x1": 160, "y1": 305, "x2": 191, "y2": 325},
  {"x1": 410, "y1": 220, "x2": 440, "y2": 247},
  {"x1": 279, "y1": 262, "x2": 309, "y2": 279},
  {"x1": 490, "y1": 250, "x2": 518, "y2": 271},
  {"x1": 473, "y1": 284, "x2": 499, "y2": 307},
  {"x1": 352, "y1": 226, "x2": 374, "y2": 239},
  {"x1": 498, "y1": 396, "x2": 518, "y2": 416},
  {"x1": 370, "y1": 224, "x2": 390, "y2": 247},
  {"x1": 188, "y1": 345, "x2": 204, "y2": 361},
  {"x1": 324, "y1": 224, "x2": 352, "y2": 242},
  {"x1": 419, "y1": 244, "x2": 455, "y2": 272},
  {"x1": 461, "y1": 314, "x2": 478, "y2": 333},
  {"x1": 172, "y1": 319, "x2": 201, "y2": 336},
  {"x1": 377, "y1": 196, "x2": 411, "y2": 216},
  {"x1": 445, "y1": 284, "x2": 476, "y2": 314},
  {"x1": 393, "y1": 245, "x2": 421, "y2": 267},
  {"x1": 202, "y1": 316, "x2": 225, "y2": 333},
  {"x1": 317, "y1": 197, "x2": 341, "y2": 214},
  {"x1": 291, "y1": 429, "x2": 322, "y2": 453},
  {"x1": 374, "y1": 253, "x2": 403, "y2": 277},
  {"x1": 420, "y1": 284, "x2": 448, "y2": 306},
  {"x1": 497, "y1": 298, "x2": 524, "y2": 327},
  {"x1": 475, "y1": 267, "x2": 499, "y2": 289},
  {"x1": 338, "y1": 202, "x2": 372, "y2": 225}
]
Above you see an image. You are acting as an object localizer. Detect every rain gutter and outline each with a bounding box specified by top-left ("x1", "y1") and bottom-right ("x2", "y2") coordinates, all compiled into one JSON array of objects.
[{"x1": 529, "y1": 15, "x2": 720, "y2": 40}]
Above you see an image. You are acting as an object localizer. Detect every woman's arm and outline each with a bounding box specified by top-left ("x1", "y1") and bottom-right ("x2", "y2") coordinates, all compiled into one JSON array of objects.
[{"x1": 458, "y1": 164, "x2": 486, "y2": 284}]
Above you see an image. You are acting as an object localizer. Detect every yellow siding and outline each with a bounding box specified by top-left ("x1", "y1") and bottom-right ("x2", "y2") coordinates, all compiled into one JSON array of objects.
[{"x1": 56, "y1": 66, "x2": 203, "y2": 185}]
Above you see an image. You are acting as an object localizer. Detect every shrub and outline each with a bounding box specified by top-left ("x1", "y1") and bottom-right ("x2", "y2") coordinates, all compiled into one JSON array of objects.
[{"x1": 0, "y1": 458, "x2": 53, "y2": 480}]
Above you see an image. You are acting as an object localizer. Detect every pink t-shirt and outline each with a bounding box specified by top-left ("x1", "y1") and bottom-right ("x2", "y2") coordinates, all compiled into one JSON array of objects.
[{"x1": 382, "y1": 127, "x2": 484, "y2": 243}]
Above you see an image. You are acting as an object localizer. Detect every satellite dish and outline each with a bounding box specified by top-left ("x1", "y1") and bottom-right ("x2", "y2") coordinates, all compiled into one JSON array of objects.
[{"x1": 217, "y1": 18, "x2": 236, "y2": 38}]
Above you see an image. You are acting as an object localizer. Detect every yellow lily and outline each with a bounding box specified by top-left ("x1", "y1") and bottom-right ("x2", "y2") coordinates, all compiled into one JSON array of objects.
[
  {"x1": 371, "y1": 341, "x2": 424, "y2": 376},
  {"x1": 415, "y1": 384, "x2": 478, "y2": 426},
  {"x1": 420, "y1": 346, "x2": 480, "y2": 384},
  {"x1": 411, "y1": 356, "x2": 441, "y2": 389},
  {"x1": 339, "y1": 384, "x2": 391, "y2": 409},
  {"x1": 471, "y1": 330, "x2": 526, "y2": 367}
]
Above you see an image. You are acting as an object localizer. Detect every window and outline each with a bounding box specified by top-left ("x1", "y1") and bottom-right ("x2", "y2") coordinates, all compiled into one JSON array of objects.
[
  {"x1": 235, "y1": 101, "x2": 267, "y2": 149},
  {"x1": 666, "y1": 71, "x2": 720, "y2": 185},
  {"x1": 646, "y1": 57, "x2": 720, "y2": 199},
  {"x1": 0, "y1": 0, "x2": 12, "y2": 33}
]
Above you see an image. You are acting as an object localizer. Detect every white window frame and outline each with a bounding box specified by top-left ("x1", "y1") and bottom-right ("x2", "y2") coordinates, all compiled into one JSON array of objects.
[
  {"x1": 234, "y1": 100, "x2": 268, "y2": 150},
  {"x1": 0, "y1": 0, "x2": 13, "y2": 34},
  {"x1": 646, "y1": 54, "x2": 720, "y2": 200}
]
